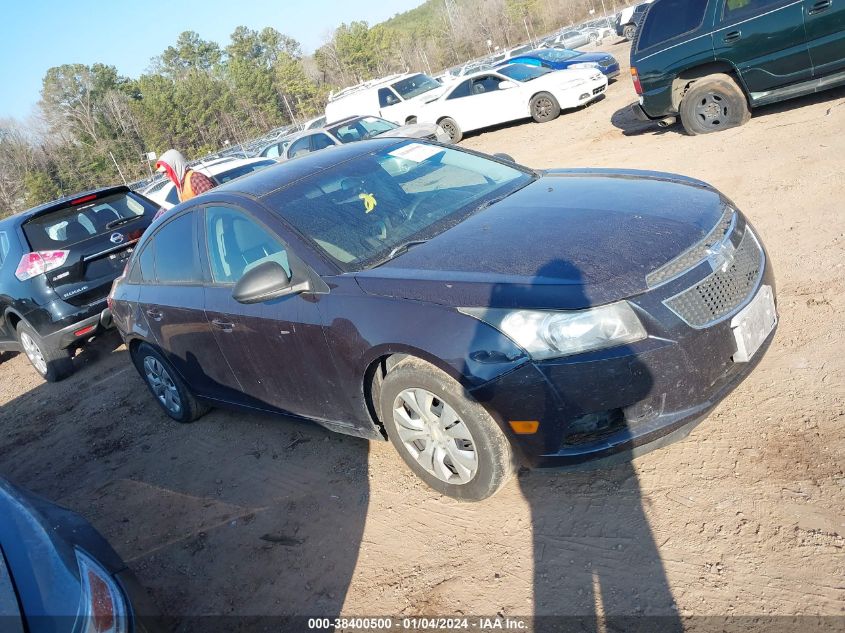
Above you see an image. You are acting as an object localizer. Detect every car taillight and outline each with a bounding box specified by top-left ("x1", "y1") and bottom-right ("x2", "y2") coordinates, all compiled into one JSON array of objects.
[
  {"x1": 14, "y1": 250, "x2": 70, "y2": 281},
  {"x1": 75, "y1": 550, "x2": 128, "y2": 633},
  {"x1": 631, "y1": 67, "x2": 643, "y2": 95}
]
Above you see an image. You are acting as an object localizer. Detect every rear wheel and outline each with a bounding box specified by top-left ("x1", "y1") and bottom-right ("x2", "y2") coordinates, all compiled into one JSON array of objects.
[
  {"x1": 530, "y1": 91, "x2": 561, "y2": 123},
  {"x1": 379, "y1": 358, "x2": 515, "y2": 501},
  {"x1": 131, "y1": 343, "x2": 208, "y2": 423},
  {"x1": 16, "y1": 323, "x2": 73, "y2": 382},
  {"x1": 679, "y1": 74, "x2": 751, "y2": 135},
  {"x1": 438, "y1": 117, "x2": 463, "y2": 143},
  {"x1": 623, "y1": 24, "x2": 636, "y2": 40}
]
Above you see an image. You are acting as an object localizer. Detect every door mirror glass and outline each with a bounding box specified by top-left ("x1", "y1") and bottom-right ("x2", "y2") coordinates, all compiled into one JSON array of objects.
[{"x1": 232, "y1": 260, "x2": 299, "y2": 304}]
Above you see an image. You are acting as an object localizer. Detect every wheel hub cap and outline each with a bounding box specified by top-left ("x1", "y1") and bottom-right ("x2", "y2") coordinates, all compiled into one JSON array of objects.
[
  {"x1": 20, "y1": 332, "x2": 47, "y2": 375},
  {"x1": 143, "y1": 356, "x2": 182, "y2": 415},
  {"x1": 393, "y1": 388, "x2": 478, "y2": 485},
  {"x1": 696, "y1": 94, "x2": 728, "y2": 126}
]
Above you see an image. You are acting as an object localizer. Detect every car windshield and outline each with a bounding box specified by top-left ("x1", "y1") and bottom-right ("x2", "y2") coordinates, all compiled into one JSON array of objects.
[
  {"x1": 329, "y1": 117, "x2": 398, "y2": 143},
  {"x1": 497, "y1": 64, "x2": 552, "y2": 82},
  {"x1": 537, "y1": 49, "x2": 581, "y2": 62},
  {"x1": 391, "y1": 74, "x2": 441, "y2": 100},
  {"x1": 213, "y1": 160, "x2": 275, "y2": 184},
  {"x1": 264, "y1": 141, "x2": 534, "y2": 271}
]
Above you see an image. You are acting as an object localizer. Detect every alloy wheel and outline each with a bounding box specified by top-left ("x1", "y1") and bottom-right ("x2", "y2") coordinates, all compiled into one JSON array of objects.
[
  {"x1": 143, "y1": 356, "x2": 182, "y2": 415},
  {"x1": 392, "y1": 388, "x2": 478, "y2": 484},
  {"x1": 534, "y1": 97, "x2": 554, "y2": 119},
  {"x1": 20, "y1": 332, "x2": 47, "y2": 375}
]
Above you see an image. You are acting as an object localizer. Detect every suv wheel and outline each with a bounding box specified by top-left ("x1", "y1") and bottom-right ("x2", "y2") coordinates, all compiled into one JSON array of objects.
[
  {"x1": 379, "y1": 358, "x2": 516, "y2": 501},
  {"x1": 623, "y1": 24, "x2": 636, "y2": 40},
  {"x1": 16, "y1": 323, "x2": 73, "y2": 382},
  {"x1": 131, "y1": 343, "x2": 208, "y2": 423},
  {"x1": 679, "y1": 74, "x2": 751, "y2": 135},
  {"x1": 531, "y1": 91, "x2": 561, "y2": 123}
]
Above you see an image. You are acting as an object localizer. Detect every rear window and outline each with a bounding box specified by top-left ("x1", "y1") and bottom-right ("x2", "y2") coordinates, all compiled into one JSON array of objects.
[
  {"x1": 22, "y1": 192, "x2": 156, "y2": 251},
  {"x1": 636, "y1": 0, "x2": 708, "y2": 51},
  {"x1": 212, "y1": 160, "x2": 275, "y2": 184}
]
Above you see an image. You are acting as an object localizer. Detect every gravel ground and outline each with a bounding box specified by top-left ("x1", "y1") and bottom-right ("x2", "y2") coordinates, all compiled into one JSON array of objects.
[{"x1": 1, "y1": 39, "x2": 843, "y2": 631}]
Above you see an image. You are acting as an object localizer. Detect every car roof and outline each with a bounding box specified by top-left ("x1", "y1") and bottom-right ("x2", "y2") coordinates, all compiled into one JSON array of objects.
[
  {"x1": 0, "y1": 185, "x2": 131, "y2": 227},
  {"x1": 213, "y1": 137, "x2": 407, "y2": 199},
  {"x1": 198, "y1": 157, "x2": 276, "y2": 177}
]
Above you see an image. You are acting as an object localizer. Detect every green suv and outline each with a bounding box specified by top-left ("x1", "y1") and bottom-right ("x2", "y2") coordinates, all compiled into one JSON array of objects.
[{"x1": 630, "y1": 0, "x2": 845, "y2": 134}]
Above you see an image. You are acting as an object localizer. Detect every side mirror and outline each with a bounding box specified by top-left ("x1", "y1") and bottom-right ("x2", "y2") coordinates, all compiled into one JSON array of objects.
[
  {"x1": 493, "y1": 152, "x2": 516, "y2": 163},
  {"x1": 232, "y1": 260, "x2": 309, "y2": 304},
  {"x1": 499, "y1": 80, "x2": 517, "y2": 90}
]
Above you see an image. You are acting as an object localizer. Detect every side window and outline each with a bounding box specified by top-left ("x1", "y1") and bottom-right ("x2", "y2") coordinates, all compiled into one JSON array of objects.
[
  {"x1": 138, "y1": 241, "x2": 156, "y2": 283},
  {"x1": 204, "y1": 206, "x2": 291, "y2": 284},
  {"x1": 722, "y1": 0, "x2": 785, "y2": 21},
  {"x1": 447, "y1": 79, "x2": 472, "y2": 100},
  {"x1": 288, "y1": 137, "x2": 312, "y2": 158},
  {"x1": 378, "y1": 87, "x2": 400, "y2": 107},
  {"x1": 311, "y1": 133, "x2": 335, "y2": 150},
  {"x1": 637, "y1": 0, "x2": 708, "y2": 49},
  {"x1": 151, "y1": 213, "x2": 201, "y2": 284},
  {"x1": 264, "y1": 144, "x2": 280, "y2": 158},
  {"x1": 471, "y1": 75, "x2": 503, "y2": 95}
]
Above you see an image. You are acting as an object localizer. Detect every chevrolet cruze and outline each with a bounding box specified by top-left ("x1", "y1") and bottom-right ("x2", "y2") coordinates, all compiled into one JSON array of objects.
[{"x1": 109, "y1": 139, "x2": 777, "y2": 501}]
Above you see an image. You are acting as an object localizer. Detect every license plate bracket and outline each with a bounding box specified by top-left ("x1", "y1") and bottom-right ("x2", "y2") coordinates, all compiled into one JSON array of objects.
[{"x1": 731, "y1": 285, "x2": 777, "y2": 362}]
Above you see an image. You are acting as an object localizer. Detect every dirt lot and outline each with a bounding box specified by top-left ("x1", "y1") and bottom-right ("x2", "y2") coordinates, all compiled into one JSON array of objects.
[{"x1": 1, "y1": 39, "x2": 843, "y2": 630}]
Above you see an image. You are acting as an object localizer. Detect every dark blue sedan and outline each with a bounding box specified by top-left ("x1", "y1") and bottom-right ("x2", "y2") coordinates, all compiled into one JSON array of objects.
[
  {"x1": 110, "y1": 139, "x2": 777, "y2": 501},
  {"x1": 499, "y1": 48, "x2": 620, "y2": 79}
]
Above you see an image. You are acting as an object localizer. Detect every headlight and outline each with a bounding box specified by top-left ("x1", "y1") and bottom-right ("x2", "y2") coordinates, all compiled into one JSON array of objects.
[
  {"x1": 459, "y1": 301, "x2": 647, "y2": 359},
  {"x1": 569, "y1": 62, "x2": 600, "y2": 69},
  {"x1": 76, "y1": 549, "x2": 128, "y2": 633}
]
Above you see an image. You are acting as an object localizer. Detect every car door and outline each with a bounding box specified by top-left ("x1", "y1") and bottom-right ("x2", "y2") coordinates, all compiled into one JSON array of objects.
[
  {"x1": 378, "y1": 86, "x2": 405, "y2": 123},
  {"x1": 200, "y1": 203, "x2": 344, "y2": 421},
  {"x1": 467, "y1": 74, "x2": 525, "y2": 127},
  {"x1": 803, "y1": 0, "x2": 845, "y2": 76},
  {"x1": 712, "y1": 0, "x2": 813, "y2": 94},
  {"x1": 136, "y1": 210, "x2": 242, "y2": 399}
]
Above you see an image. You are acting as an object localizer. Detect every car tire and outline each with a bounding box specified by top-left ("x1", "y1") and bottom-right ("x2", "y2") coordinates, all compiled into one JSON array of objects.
[
  {"x1": 438, "y1": 117, "x2": 463, "y2": 143},
  {"x1": 530, "y1": 91, "x2": 561, "y2": 123},
  {"x1": 589, "y1": 33, "x2": 598, "y2": 44},
  {"x1": 15, "y1": 323, "x2": 73, "y2": 382},
  {"x1": 131, "y1": 342, "x2": 208, "y2": 423},
  {"x1": 379, "y1": 357, "x2": 516, "y2": 501},
  {"x1": 679, "y1": 74, "x2": 751, "y2": 135},
  {"x1": 623, "y1": 24, "x2": 636, "y2": 40}
]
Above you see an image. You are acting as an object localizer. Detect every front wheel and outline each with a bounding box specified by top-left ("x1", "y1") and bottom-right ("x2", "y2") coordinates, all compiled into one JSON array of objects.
[
  {"x1": 437, "y1": 117, "x2": 463, "y2": 143},
  {"x1": 16, "y1": 323, "x2": 73, "y2": 382},
  {"x1": 530, "y1": 91, "x2": 561, "y2": 123},
  {"x1": 623, "y1": 24, "x2": 636, "y2": 40},
  {"x1": 679, "y1": 74, "x2": 751, "y2": 135},
  {"x1": 379, "y1": 358, "x2": 516, "y2": 501},
  {"x1": 131, "y1": 343, "x2": 208, "y2": 423}
]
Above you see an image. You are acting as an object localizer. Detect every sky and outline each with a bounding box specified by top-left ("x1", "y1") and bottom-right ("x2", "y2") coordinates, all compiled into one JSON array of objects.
[{"x1": 0, "y1": 0, "x2": 424, "y2": 121}]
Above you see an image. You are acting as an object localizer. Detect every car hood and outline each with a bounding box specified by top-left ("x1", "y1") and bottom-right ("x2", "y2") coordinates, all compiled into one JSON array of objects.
[{"x1": 355, "y1": 169, "x2": 725, "y2": 310}]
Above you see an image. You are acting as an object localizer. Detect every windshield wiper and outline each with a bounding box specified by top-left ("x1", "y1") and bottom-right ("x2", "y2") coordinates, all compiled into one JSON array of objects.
[
  {"x1": 387, "y1": 239, "x2": 428, "y2": 260},
  {"x1": 106, "y1": 216, "x2": 141, "y2": 230}
]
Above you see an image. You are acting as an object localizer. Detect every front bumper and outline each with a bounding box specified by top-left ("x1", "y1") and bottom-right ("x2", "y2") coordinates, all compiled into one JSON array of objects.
[{"x1": 470, "y1": 239, "x2": 777, "y2": 469}]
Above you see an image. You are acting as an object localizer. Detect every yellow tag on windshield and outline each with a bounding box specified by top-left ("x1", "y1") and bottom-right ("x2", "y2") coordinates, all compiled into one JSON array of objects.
[{"x1": 359, "y1": 192, "x2": 377, "y2": 213}]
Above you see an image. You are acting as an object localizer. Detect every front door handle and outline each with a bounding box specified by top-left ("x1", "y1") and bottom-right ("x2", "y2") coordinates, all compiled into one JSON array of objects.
[
  {"x1": 145, "y1": 308, "x2": 163, "y2": 321},
  {"x1": 723, "y1": 30, "x2": 742, "y2": 44},
  {"x1": 808, "y1": 0, "x2": 831, "y2": 13},
  {"x1": 211, "y1": 319, "x2": 235, "y2": 332}
]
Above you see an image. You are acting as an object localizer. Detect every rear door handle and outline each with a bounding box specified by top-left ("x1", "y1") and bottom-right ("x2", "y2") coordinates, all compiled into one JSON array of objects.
[
  {"x1": 145, "y1": 309, "x2": 163, "y2": 321},
  {"x1": 723, "y1": 30, "x2": 742, "y2": 44},
  {"x1": 808, "y1": 0, "x2": 831, "y2": 13},
  {"x1": 211, "y1": 319, "x2": 235, "y2": 332}
]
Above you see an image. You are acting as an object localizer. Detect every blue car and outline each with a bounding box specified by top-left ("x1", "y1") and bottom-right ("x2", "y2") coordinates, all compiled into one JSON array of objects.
[
  {"x1": 498, "y1": 48, "x2": 620, "y2": 79},
  {"x1": 0, "y1": 477, "x2": 160, "y2": 632}
]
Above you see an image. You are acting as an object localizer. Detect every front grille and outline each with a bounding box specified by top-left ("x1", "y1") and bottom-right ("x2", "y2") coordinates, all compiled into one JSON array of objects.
[
  {"x1": 647, "y1": 204, "x2": 735, "y2": 287},
  {"x1": 593, "y1": 86, "x2": 605, "y2": 95},
  {"x1": 664, "y1": 228, "x2": 763, "y2": 328}
]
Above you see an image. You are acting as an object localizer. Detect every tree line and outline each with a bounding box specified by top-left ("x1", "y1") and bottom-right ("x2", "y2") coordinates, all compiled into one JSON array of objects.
[{"x1": 0, "y1": 0, "x2": 628, "y2": 217}]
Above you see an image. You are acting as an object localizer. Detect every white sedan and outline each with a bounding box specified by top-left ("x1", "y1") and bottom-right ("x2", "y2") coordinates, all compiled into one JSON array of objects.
[{"x1": 416, "y1": 64, "x2": 607, "y2": 142}]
